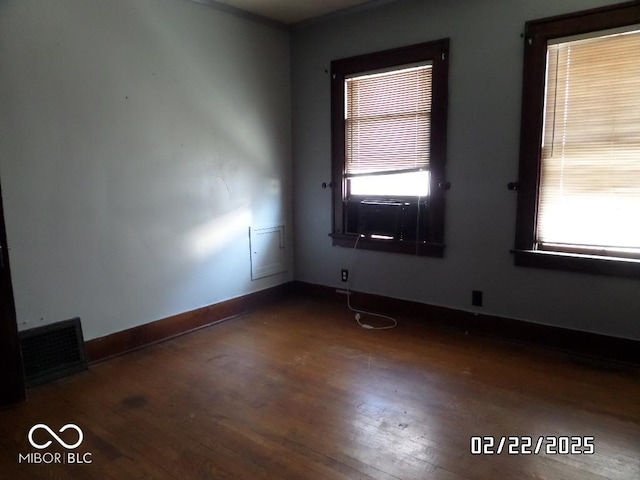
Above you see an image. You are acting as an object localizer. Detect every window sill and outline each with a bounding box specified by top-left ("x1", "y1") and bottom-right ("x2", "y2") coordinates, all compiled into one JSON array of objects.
[
  {"x1": 331, "y1": 233, "x2": 444, "y2": 257},
  {"x1": 512, "y1": 249, "x2": 640, "y2": 279}
]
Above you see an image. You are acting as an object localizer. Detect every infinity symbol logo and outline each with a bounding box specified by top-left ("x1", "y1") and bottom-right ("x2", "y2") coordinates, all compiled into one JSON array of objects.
[{"x1": 28, "y1": 424, "x2": 84, "y2": 450}]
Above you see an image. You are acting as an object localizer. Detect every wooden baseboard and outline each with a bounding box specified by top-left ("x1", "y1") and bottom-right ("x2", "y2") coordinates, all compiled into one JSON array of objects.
[
  {"x1": 291, "y1": 281, "x2": 640, "y2": 366},
  {"x1": 85, "y1": 283, "x2": 292, "y2": 363},
  {"x1": 85, "y1": 280, "x2": 639, "y2": 367}
]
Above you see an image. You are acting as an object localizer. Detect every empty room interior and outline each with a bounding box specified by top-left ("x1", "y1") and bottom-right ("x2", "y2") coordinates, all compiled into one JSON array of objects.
[{"x1": 1, "y1": 0, "x2": 639, "y2": 479}]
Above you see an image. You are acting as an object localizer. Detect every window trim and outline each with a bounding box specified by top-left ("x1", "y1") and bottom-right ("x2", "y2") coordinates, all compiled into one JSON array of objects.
[
  {"x1": 330, "y1": 39, "x2": 449, "y2": 256},
  {"x1": 513, "y1": 1, "x2": 640, "y2": 279}
]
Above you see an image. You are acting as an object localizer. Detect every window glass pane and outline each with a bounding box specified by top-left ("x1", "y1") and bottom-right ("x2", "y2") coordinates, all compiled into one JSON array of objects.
[
  {"x1": 345, "y1": 64, "x2": 432, "y2": 177},
  {"x1": 538, "y1": 28, "x2": 640, "y2": 250},
  {"x1": 349, "y1": 171, "x2": 430, "y2": 197}
]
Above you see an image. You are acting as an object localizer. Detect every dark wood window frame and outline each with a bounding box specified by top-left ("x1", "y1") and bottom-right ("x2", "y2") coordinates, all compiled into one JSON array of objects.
[
  {"x1": 513, "y1": 1, "x2": 640, "y2": 279},
  {"x1": 330, "y1": 39, "x2": 450, "y2": 257}
]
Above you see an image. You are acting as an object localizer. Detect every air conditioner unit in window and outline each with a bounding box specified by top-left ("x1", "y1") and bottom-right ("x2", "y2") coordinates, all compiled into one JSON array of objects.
[
  {"x1": 344, "y1": 198, "x2": 430, "y2": 242},
  {"x1": 358, "y1": 199, "x2": 405, "y2": 240}
]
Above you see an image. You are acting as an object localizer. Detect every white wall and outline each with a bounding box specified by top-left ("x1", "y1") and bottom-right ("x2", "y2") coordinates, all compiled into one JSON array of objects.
[
  {"x1": 291, "y1": 0, "x2": 640, "y2": 340},
  {"x1": 0, "y1": 0, "x2": 293, "y2": 340}
]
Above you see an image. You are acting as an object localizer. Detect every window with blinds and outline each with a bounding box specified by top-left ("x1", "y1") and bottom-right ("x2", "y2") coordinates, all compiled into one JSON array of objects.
[
  {"x1": 537, "y1": 27, "x2": 640, "y2": 256},
  {"x1": 345, "y1": 64, "x2": 432, "y2": 197},
  {"x1": 537, "y1": 29, "x2": 640, "y2": 253},
  {"x1": 514, "y1": 2, "x2": 640, "y2": 276},
  {"x1": 330, "y1": 39, "x2": 449, "y2": 256}
]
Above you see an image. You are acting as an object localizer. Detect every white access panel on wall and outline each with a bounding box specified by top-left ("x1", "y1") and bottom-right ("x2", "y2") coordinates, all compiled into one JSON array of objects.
[{"x1": 249, "y1": 226, "x2": 286, "y2": 280}]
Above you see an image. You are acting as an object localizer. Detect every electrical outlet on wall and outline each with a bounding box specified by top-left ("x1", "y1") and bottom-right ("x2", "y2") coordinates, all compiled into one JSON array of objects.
[
  {"x1": 341, "y1": 269, "x2": 349, "y2": 282},
  {"x1": 472, "y1": 290, "x2": 483, "y2": 307}
]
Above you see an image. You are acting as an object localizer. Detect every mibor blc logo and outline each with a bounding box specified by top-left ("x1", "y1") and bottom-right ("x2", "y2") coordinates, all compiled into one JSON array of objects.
[{"x1": 18, "y1": 423, "x2": 93, "y2": 465}]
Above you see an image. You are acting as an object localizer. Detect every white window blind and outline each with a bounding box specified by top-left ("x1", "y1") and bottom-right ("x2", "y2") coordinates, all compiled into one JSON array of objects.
[
  {"x1": 345, "y1": 64, "x2": 432, "y2": 178},
  {"x1": 538, "y1": 28, "x2": 640, "y2": 252}
]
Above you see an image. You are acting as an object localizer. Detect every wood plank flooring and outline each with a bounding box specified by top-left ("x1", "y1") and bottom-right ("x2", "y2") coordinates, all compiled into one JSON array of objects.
[{"x1": 1, "y1": 298, "x2": 639, "y2": 479}]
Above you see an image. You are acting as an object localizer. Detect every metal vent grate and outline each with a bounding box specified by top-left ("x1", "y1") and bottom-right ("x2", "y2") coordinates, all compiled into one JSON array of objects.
[{"x1": 19, "y1": 317, "x2": 87, "y2": 388}]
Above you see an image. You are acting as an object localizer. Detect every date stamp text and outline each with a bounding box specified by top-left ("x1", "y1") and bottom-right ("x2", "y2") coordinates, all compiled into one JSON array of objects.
[{"x1": 470, "y1": 436, "x2": 595, "y2": 455}]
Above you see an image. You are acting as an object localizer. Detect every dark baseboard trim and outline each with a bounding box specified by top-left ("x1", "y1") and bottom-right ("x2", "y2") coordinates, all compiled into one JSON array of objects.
[
  {"x1": 85, "y1": 280, "x2": 639, "y2": 367},
  {"x1": 291, "y1": 281, "x2": 640, "y2": 366},
  {"x1": 85, "y1": 283, "x2": 292, "y2": 363}
]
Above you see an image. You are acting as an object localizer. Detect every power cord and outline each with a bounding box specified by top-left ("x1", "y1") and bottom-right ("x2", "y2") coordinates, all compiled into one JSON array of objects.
[{"x1": 346, "y1": 235, "x2": 398, "y2": 330}]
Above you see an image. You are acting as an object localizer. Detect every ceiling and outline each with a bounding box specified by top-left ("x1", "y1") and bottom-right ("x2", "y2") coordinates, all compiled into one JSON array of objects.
[{"x1": 209, "y1": 0, "x2": 378, "y2": 25}]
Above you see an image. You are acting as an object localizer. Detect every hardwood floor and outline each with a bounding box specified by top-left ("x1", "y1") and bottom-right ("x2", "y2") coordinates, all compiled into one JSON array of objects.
[{"x1": 1, "y1": 297, "x2": 639, "y2": 479}]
